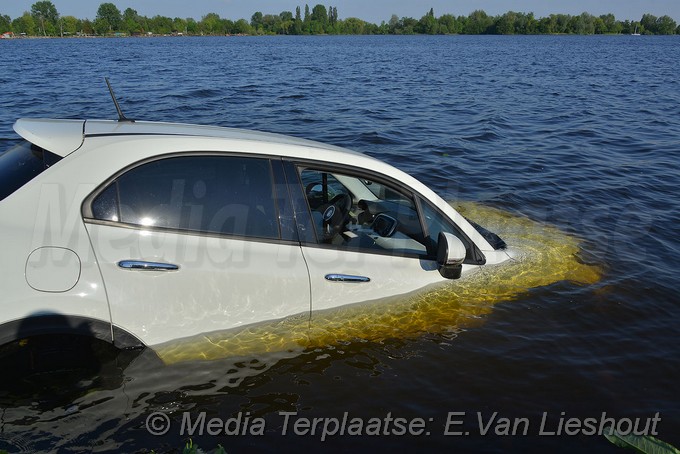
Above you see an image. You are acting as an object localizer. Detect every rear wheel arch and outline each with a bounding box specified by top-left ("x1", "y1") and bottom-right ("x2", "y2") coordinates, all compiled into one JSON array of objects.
[
  {"x1": 0, "y1": 314, "x2": 160, "y2": 398},
  {"x1": 0, "y1": 313, "x2": 146, "y2": 350}
]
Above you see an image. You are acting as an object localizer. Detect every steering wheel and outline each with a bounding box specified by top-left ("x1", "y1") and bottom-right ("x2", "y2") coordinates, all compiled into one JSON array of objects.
[{"x1": 318, "y1": 193, "x2": 352, "y2": 242}]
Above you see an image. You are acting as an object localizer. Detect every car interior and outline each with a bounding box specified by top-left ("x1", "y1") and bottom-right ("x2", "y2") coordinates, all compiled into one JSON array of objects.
[{"x1": 301, "y1": 168, "x2": 429, "y2": 257}]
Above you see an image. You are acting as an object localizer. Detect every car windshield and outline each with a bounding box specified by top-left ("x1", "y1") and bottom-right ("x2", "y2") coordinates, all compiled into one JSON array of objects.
[{"x1": 0, "y1": 141, "x2": 62, "y2": 201}]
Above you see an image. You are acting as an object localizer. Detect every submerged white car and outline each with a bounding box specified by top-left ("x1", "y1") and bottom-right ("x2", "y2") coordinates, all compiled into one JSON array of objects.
[{"x1": 0, "y1": 115, "x2": 512, "y2": 358}]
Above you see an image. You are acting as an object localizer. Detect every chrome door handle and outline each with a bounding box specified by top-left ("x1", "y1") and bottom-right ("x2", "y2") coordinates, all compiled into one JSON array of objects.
[
  {"x1": 118, "y1": 260, "x2": 179, "y2": 271},
  {"x1": 325, "y1": 274, "x2": 370, "y2": 283}
]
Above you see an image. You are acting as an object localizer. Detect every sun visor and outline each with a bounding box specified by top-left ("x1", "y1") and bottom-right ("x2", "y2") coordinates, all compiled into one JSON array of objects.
[{"x1": 13, "y1": 118, "x2": 85, "y2": 157}]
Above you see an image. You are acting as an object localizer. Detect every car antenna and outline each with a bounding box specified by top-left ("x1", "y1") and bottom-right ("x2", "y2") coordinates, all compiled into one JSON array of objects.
[{"x1": 105, "y1": 77, "x2": 134, "y2": 122}]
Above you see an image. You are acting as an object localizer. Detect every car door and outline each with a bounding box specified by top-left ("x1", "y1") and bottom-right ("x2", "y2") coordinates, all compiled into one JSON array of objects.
[
  {"x1": 82, "y1": 155, "x2": 310, "y2": 347},
  {"x1": 284, "y1": 162, "x2": 478, "y2": 313}
]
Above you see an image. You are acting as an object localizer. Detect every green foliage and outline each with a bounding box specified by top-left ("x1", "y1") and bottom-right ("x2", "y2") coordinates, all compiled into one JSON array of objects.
[
  {"x1": 417, "y1": 9, "x2": 439, "y2": 35},
  {"x1": 250, "y1": 11, "x2": 263, "y2": 30},
  {"x1": 598, "y1": 13, "x2": 622, "y2": 34},
  {"x1": 492, "y1": 11, "x2": 538, "y2": 34},
  {"x1": 437, "y1": 14, "x2": 459, "y2": 34},
  {"x1": 96, "y1": 2, "x2": 121, "y2": 33},
  {"x1": 12, "y1": 12, "x2": 37, "y2": 35},
  {"x1": 122, "y1": 7, "x2": 142, "y2": 34},
  {"x1": 465, "y1": 10, "x2": 494, "y2": 34},
  {"x1": 61, "y1": 15, "x2": 80, "y2": 35},
  {"x1": 641, "y1": 14, "x2": 658, "y2": 34},
  {"x1": 149, "y1": 15, "x2": 174, "y2": 35},
  {"x1": 81, "y1": 18, "x2": 94, "y2": 35},
  {"x1": 31, "y1": 0, "x2": 59, "y2": 36},
  {"x1": 604, "y1": 427, "x2": 680, "y2": 454},
  {"x1": 570, "y1": 12, "x2": 596, "y2": 35},
  {"x1": 92, "y1": 17, "x2": 110, "y2": 35},
  {"x1": 233, "y1": 19, "x2": 252, "y2": 35},
  {"x1": 0, "y1": 3, "x2": 677, "y2": 36},
  {"x1": 0, "y1": 14, "x2": 11, "y2": 32},
  {"x1": 656, "y1": 15, "x2": 678, "y2": 35}
]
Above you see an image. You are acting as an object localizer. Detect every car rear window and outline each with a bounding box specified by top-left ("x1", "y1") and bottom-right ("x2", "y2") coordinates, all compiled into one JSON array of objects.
[{"x1": 0, "y1": 140, "x2": 62, "y2": 201}]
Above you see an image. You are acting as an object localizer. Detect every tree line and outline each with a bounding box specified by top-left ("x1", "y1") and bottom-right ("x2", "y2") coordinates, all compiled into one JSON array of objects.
[{"x1": 2, "y1": 1, "x2": 679, "y2": 37}]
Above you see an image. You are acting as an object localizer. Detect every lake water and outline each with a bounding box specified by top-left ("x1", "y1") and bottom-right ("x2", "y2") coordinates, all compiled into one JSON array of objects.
[{"x1": 0, "y1": 35, "x2": 679, "y2": 453}]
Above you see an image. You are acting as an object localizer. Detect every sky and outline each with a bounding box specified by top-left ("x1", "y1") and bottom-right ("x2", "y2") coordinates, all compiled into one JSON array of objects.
[{"x1": 4, "y1": 0, "x2": 680, "y2": 23}]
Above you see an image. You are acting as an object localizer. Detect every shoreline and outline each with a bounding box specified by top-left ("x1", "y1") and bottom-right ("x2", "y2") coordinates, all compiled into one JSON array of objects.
[{"x1": 1, "y1": 32, "x2": 669, "y2": 40}]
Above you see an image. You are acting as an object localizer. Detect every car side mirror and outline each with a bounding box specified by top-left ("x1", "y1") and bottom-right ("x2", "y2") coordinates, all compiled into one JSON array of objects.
[{"x1": 437, "y1": 232, "x2": 466, "y2": 279}]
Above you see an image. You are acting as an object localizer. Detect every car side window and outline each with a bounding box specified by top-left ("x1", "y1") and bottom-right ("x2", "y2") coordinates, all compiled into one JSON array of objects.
[
  {"x1": 91, "y1": 156, "x2": 280, "y2": 239},
  {"x1": 300, "y1": 168, "x2": 429, "y2": 257},
  {"x1": 418, "y1": 197, "x2": 475, "y2": 262}
]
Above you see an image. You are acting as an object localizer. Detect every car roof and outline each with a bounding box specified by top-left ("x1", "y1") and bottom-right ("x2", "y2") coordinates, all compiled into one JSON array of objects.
[
  {"x1": 11, "y1": 118, "x2": 498, "y2": 254},
  {"x1": 13, "y1": 118, "x2": 361, "y2": 158}
]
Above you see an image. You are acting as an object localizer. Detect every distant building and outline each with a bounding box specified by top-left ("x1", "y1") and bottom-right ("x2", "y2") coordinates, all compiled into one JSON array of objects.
[{"x1": 1, "y1": 32, "x2": 14, "y2": 39}]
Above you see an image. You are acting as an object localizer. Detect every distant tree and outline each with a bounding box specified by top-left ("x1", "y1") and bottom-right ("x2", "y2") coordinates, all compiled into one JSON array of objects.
[
  {"x1": 61, "y1": 15, "x2": 80, "y2": 35},
  {"x1": 186, "y1": 18, "x2": 198, "y2": 34},
  {"x1": 598, "y1": 13, "x2": 620, "y2": 33},
  {"x1": 251, "y1": 11, "x2": 263, "y2": 31},
  {"x1": 495, "y1": 11, "x2": 517, "y2": 34},
  {"x1": 340, "y1": 17, "x2": 366, "y2": 34},
  {"x1": 400, "y1": 16, "x2": 418, "y2": 34},
  {"x1": 222, "y1": 19, "x2": 235, "y2": 34},
  {"x1": 609, "y1": 16, "x2": 623, "y2": 34},
  {"x1": 438, "y1": 14, "x2": 459, "y2": 34},
  {"x1": 593, "y1": 17, "x2": 606, "y2": 34},
  {"x1": 277, "y1": 11, "x2": 293, "y2": 34},
  {"x1": 388, "y1": 14, "x2": 399, "y2": 33},
  {"x1": 13, "y1": 12, "x2": 36, "y2": 35},
  {"x1": 149, "y1": 15, "x2": 173, "y2": 34},
  {"x1": 464, "y1": 10, "x2": 493, "y2": 34},
  {"x1": 417, "y1": 9, "x2": 438, "y2": 34},
  {"x1": 122, "y1": 7, "x2": 141, "y2": 34},
  {"x1": 293, "y1": 6, "x2": 302, "y2": 34},
  {"x1": 123, "y1": 7, "x2": 138, "y2": 21},
  {"x1": 310, "y1": 4, "x2": 327, "y2": 33},
  {"x1": 373, "y1": 20, "x2": 387, "y2": 34},
  {"x1": 280, "y1": 11, "x2": 293, "y2": 22},
  {"x1": 536, "y1": 15, "x2": 553, "y2": 33},
  {"x1": 233, "y1": 18, "x2": 252, "y2": 34},
  {"x1": 554, "y1": 14, "x2": 571, "y2": 33},
  {"x1": 96, "y1": 2, "x2": 122, "y2": 32},
  {"x1": 569, "y1": 12, "x2": 595, "y2": 34},
  {"x1": 640, "y1": 13, "x2": 658, "y2": 34},
  {"x1": 93, "y1": 17, "x2": 110, "y2": 35},
  {"x1": 328, "y1": 6, "x2": 338, "y2": 26},
  {"x1": 260, "y1": 14, "x2": 281, "y2": 34},
  {"x1": 656, "y1": 15, "x2": 677, "y2": 34},
  {"x1": 310, "y1": 4, "x2": 327, "y2": 22},
  {"x1": 31, "y1": 0, "x2": 59, "y2": 36},
  {"x1": 81, "y1": 18, "x2": 93, "y2": 34},
  {"x1": 517, "y1": 12, "x2": 536, "y2": 33},
  {"x1": 199, "y1": 12, "x2": 222, "y2": 34},
  {"x1": 172, "y1": 17, "x2": 186, "y2": 33},
  {"x1": 0, "y1": 14, "x2": 11, "y2": 32}
]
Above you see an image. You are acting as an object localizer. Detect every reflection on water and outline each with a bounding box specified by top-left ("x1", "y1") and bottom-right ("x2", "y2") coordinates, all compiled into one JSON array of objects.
[{"x1": 156, "y1": 201, "x2": 602, "y2": 365}]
